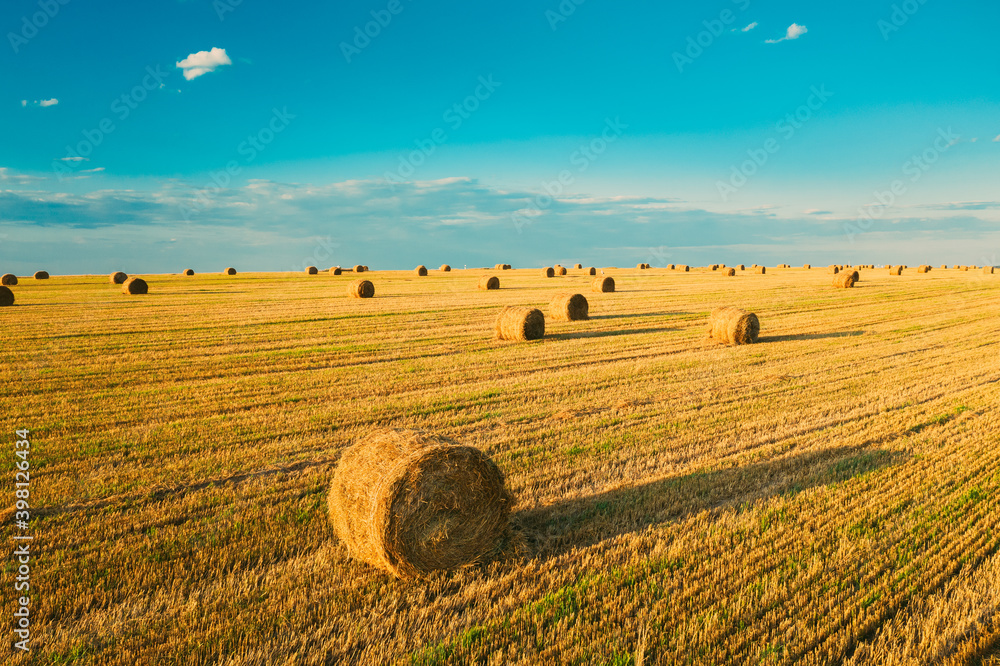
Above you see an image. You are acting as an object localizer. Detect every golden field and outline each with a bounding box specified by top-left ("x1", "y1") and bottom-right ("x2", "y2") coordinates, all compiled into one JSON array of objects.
[{"x1": 2, "y1": 265, "x2": 1000, "y2": 665}]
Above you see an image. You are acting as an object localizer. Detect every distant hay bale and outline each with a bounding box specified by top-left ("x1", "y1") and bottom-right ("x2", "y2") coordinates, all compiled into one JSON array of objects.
[
  {"x1": 549, "y1": 293, "x2": 589, "y2": 321},
  {"x1": 586, "y1": 267, "x2": 596, "y2": 275},
  {"x1": 0, "y1": 286, "x2": 13, "y2": 307},
  {"x1": 555, "y1": 266, "x2": 568, "y2": 276},
  {"x1": 495, "y1": 306, "x2": 545, "y2": 341},
  {"x1": 109, "y1": 271, "x2": 128, "y2": 284},
  {"x1": 415, "y1": 265, "x2": 428, "y2": 276},
  {"x1": 708, "y1": 307, "x2": 759, "y2": 345},
  {"x1": 502, "y1": 264, "x2": 512, "y2": 270},
  {"x1": 362, "y1": 265, "x2": 369, "y2": 272},
  {"x1": 753, "y1": 266, "x2": 766, "y2": 274},
  {"x1": 829, "y1": 265, "x2": 840, "y2": 274},
  {"x1": 122, "y1": 277, "x2": 148, "y2": 295},
  {"x1": 833, "y1": 272, "x2": 857, "y2": 288},
  {"x1": 327, "y1": 429, "x2": 512, "y2": 579},
  {"x1": 592, "y1": 276, "x2": 615, "y2": 293},
  {"x1": 849, "y1": 270, "x2": 860, "y2": 282},
  {"x1": 917, "y1": 265, "x2": 931, "y2": 273},
  {"x1": 305, "y1": 266, "x2": 318, "y2": 275},
  {"x1": 33, "y1": 271, "x2": 49, "y2": 280},
  {"x1": 348, "y1": 279, "x2": 375, "y2": 298},
  {"x1": 440, "y1": 264, "x2": 451, "y2": 272},
  {"x1": 723, "y1": 267, "x2": 736, "y2": 277},
  {"x1": 680, "y1": 265, "x2": 690, "y2": 272},
  {"x1": 941, "y1": 264, "x2": 947, "y2": 269},
  {"x1": 574, "y1": 263, "x2": 583, "y2": 269},
  {"x1": 330, "y1": 267, "x2": 343, "y2": 275},
  {"x1": 889, "y1": 265, "x2": 903, "y2": 275},
  {"x1": 225, "y1": 268, "x2": 237, "y2": 275},
  {"x1": 737, "y1": 264, "x2": 746, "y2": 271},
  {"x1": 478, "y1": 275, "x2": 500, "y2": 290},
  {"x1": 960, "y1": 266, "x2": 969, "y2": 271},
  {"x1": 710, "y1": 264, "x2": 719, "y2": 271},
  {"x1": 354, "y1": 265, "x2": 365, "y2": 273},
  {"x1": 952, "y1": 265, "x2": 960, "y2": 269},
  {"x1": 541, "y1": 267, "x2": 555, "y2": 278},
  {"x1": 637, "y1": 263, "x2": 646, "y2": 269},
  {"x1": 1, "y1": 273, "x2": 18, "y2": 286},
  {"x1": 668, "y1": 264, "x2": 675, "y2": 270},
  {"x1": 985, "y1": 266, "x2": 995, "y2": 275},
  {"x1": 183, "y1": 269, "x2": 195, "y2": 276}
]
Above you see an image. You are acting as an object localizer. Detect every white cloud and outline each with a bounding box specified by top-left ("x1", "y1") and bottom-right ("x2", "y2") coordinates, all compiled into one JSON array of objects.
[
  {"x1": 176, "y1": 47, "x2": 232, "y2": 80},
  {"x1": 742, "y1": 22, "x2": 758, "y2": 32},
  {"x1": 39, "y1": 98, "x2": 58, "y2": 107},
  {"x1": 21, "y1": 100, "x2": 27, "y2": 107},
  {"x1": 80, "y1": 167, "x2": 105, "y2": 173},
  {"x1": 59, "y1": 156, "x2": 88, "y2": 162},
  {"x1": 993, "y1": 135, "x2": 1000, "y2": 142},
  {"x1": 766, "y1": 23, "x2": 808, "y2": 43}
]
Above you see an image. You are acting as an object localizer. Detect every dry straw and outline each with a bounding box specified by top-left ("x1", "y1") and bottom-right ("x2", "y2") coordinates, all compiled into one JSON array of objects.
[
  {"x1": 439, "y1": 264, "x2": 451, "y2": 272},
  {"x1": 328, "y1": 429, "x2": 512, "y2": 579},
  {"x1": 592, "y1": 276, "x2": 615, "y2": 293},
  {"x1": 305, "y1": 266, "x2": 318, "y2": 275},
  {"x1": 122, "y1": 277, "x2": 148, "y2": 295},
  {"x1": 415, "y1": 265, "x2": 428, "y2": 276},
  {"x1": 833, "y1": 272, "x2": 857, "y2": 288},
  {"x1": 541, "y1": 267, "x2": 555, "y2": 278},
  {"x1": 225, "y1": 268, "x2": 237, "y2": 275},
  {"x1": 723, "y1": 267, "x2": 736, "y2": 277},
  {"x1": 1, "y1": 273, "x2": 18, "y2": 286},
  {"x1": 549, "y1": 293, "x2": 589, "y2": 321},
  {"x1": 330, "y1": 267, "x2": 343, "y2": 275},
  {"x1": 348, "y1": 279, "x2": 375, "y2": 298},
  {"x1": 889, "y1": 265, "x2": 903, "y2": 275},
  {"x1": 495, "y1": 306, "x2": 545, "y2": 341},
  {"x1": 34, "y1": 271, "x2": 49, "y2": 280},
  {"x1": 183, "y1": 269, "x2": 195, "y2": 276},
  {"x1": 0, "y1": 286, "x2": 13, "y2": 307},
  {"x1": 708, "y1": 306, "x2": 760, "y2": 345},
  {"x1": 478, "y1": 275, "x2": 500, "y2": 290}
]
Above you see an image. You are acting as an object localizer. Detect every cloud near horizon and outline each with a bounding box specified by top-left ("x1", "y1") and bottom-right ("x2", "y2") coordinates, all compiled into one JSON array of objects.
[
  {"x1": 176, "y1": 47, "x2": 232, "y2": 80},
  {"x1": 766, "y1": 23, "x2": 808, "y2": 43}
]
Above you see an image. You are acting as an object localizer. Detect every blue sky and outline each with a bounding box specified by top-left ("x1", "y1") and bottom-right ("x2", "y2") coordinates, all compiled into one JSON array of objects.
[{"x1": 2, "y1": 0, "x2": 999, "y2": 273}]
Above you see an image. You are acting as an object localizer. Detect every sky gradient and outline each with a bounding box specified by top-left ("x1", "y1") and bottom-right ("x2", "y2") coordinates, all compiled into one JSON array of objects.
[{"x1": 3, "y1": 0, "x2": 999, "y2": 273}]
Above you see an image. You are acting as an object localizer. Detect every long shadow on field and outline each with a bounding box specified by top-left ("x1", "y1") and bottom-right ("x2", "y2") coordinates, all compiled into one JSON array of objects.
[
  {"x1": 588, "y1": 313, "x2": 688, "y2": 320},
  {"x1": 511, "y1": 446, "x2": 905, "y2": 559},
  {"x1": 759, "y1": 331, "x2": 865, "y2": 343},
  {"x1": 546, "y1": 326, "x2": 678, "y2": 341}
]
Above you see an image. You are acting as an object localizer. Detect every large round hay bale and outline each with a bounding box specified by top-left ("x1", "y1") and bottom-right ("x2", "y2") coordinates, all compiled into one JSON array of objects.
[
  {"x1": 495, "y1": 306, "x2": 545, "y2": 341},
  {"x1": 109, "y1": 271, "x2": 128, "y2": 284},
  {"x1": 328, "y1": 429, "x2": 512, "y2": 579},
  {"x1": 503, "y1": 264, "x2": 512, "y2": 270},
  {"x1": 737, "y1": 264, "x2": 745, "y2": 271},
  {"x1": 710, "y1": 264, "x2": 719, "y2": 271},
  {"x1": 708, "y1": 306, "x2": 759, "y2": 345},
  {"x1": 330, "y1": 267, "x2": 343, "y2": 275},
  {"x1": 1, "y1": 273, "x2": 18, "y2": 286},
  {"x1": 439, "y1": 264, "x2": 451, "y2": 272},
  {"x1": 541, "y1": 267, "x2": 555, "y2": 278},
  {"x1": 917, "y1": 265, "x2": 930, "y2": 273},
  {"x1": 679, "y1": 265, "x2": 690, "y2": 272},
  {"x1": 225, "y1": 267, "x2": 237, "y2": 275},
  {"x1": 183, "y1": 269, "x2": 195, "y2": 276},
  {"x1": 122, "y1": 277, "x2": 148, "y2": 295},
  {"x1": 889, "y1": 265, "x2": 903, "y2": 275},
  {"x1": 348, "y1": 279, "x2": 375, "y2": 298},
  {"x1": 478, "y1": 275, "x2": 500, "y2": 290},
  {"x1": 353, "y1": 265, "x2": 365, "y2": 273},
  {"x1": 829, "y1": 265, "x2": 839, "y2": 274},
  {"x1": 33, "y1": 271, "x2": 49, "y2": 280},
  {"x1": 723, "y1": 267, "x2": 736, "y2": 277},
  {"x1": 637, "y1": 263, "x2": 645, "y2": 269},
  {"x1": 0, "y1": 286, "x2": 13, "y2": 307},
  {"x1": 803, "y1": 264, "x2": 811, "y2": 269},
  {"x1": 574, "y1": 263, "x2": 583, "y2": 269},
  {"x1": 753, "y1": 266, "x2": 766, "y2": 274},
  {"x1": 833, "y1": 272, "x2": 857, "y2": 288},
  {"x1": 586, "y1": 267, "x2": 596, "y2": 275},
  {"x1": 555, "y1": 266, "x2": 568, "y2": 276},
  {"x1": 549, "y1": 293, "x2": 589, "y2": 321},
  {"x1": 592, "y1": 276, "x2": 615, "y2": 293},
  {"x1": 305, "y1": 266, "x2": 318, "y2": 275},
  {"x1": 985, "y1": 266, "x2": 995, "y2": 275},
  {"x1": 668, "y1": 264, "x2": 675, "y2": 270},
  {"x1": 415, "y1": 265, "x2": 428, "y2": 276}
]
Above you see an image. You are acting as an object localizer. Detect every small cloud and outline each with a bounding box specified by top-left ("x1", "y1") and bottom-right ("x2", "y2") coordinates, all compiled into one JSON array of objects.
[
  {"x1": 804, "y1": 209, "x2": 833, "y2": 216},
  {"x1": 993, "y1": 135, "x2": 1000, "y2": 142},
  {"x1": 742, "y1": 22, "x2": 758, "y2": 32},
  {"x1": 39, "y1": 98, "x2": 58, "y2": 107},
  {"x1": 79, "y1": 167, "x2": 105, "y2": 173},
  {"x1": 21, "y1": 100, "x2": 27, "y2": 107},
  {"x1": 59, "y1": 156, "x2": 88, "y2": 162},
  {"x1": 176, "y1": 47, "x2": 232, "y2": 80},
  {"x1": 971, "y1": 138, "x2": 979, "y2": 143},
  {"x1": 766, "y1": 23, "x2": 808, "y2": 43}
]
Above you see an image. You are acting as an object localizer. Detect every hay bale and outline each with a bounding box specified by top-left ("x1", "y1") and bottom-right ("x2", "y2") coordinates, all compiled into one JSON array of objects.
[
  {"x1": 985, "y1": 266, "x2": 995, "y2": 275},
  {"x1": 592, "y1": 276, "x2": 615, "y2": 293},
  {"x1": 330, "y1": 267, "x2": 343, "y2": 275},
  {"x1": 1, "y1": 273, "x2": 18, "y2": 286},
  {"x1": 541, "y1": 267, "x2": 555, "y2": 278},
  {"x1": 723, "y1": 267, "x2": 736, "y2": 277},
  {"x1": 0, "y1": 286, "x2": 13, "y2": 307},
  {"x1": 183, "y1": 269, "x2": 195, "y2": 276},
  {"x1": 439, "y1": 264, "x2": 451, "y2": 272},
  {"x1": 348, "y1": 279, "x2": 375, "y2": 298},
  {"x1": 586, "y1": 267, "x2": 596, "y2": 275},
  {"x1": 833, "y1": 272, "x2": 857, "y2": 288},
  {"x1": 478, "y1": 275, "x2": 500, "y2": 290},
  {"x1": 555, "y1": 266, "x2": 568, "y2": 276},
  {"x1": 889, "y1": 265, "x2": 903, "y2": 275},
  {"x1": 549, "y1": 293, "x2": 589, "y2": 321},
  {"x1": 574, "y1": 263, "x2": 583, "y2": 269},
  {"x1": 737, "y1": 264, "x2": 746, "y2": 271},
  {"x1": 502, "y1": 264, "x2": 512, "y2": 270},
  {"x1": 708, "y1": 307, "x2": 759, "y2": 345},
  {"x1": 829, "y1": 265, "x2": 840, "y2": 274},
  {"x1": 122, "y1": 277, "x2": 148, "y2": 295},
  {"x1": 328, "y1": 429, "x2": 512, "y2": 579},
  {"x1": 637, "y1": 263, "x2": 646, "y2": 270},
  {"x1": 495, "y1": 306, "x2": 545, "y2": 341},
  {"x1": 710, "y1": 264, "x2": 719, "y2": 271},
  {"x1": 678, "y1": 265, "x2": 690, "y2": 272},
  {"x1": 917, "y1": 265, "x2": 931, "y2": 273},
  {"x1": 960, "y1": 266, "x2": 969, "y2": 271},
  {"x1": 941, "y1": 264, "x2": 947, "y2": 269},
  {"x1": 109, "y1": 271, "x2": 128, "y2": 284},
  {"x1": 415, "y1": 265, "x2": 428, "y2": 276},
  {"x1": 33, "y1": 271, "x2": 49, "y2": 280},
  {"x1": 753, "y1": 266, "x2": 766, "y2": 274},
  {"x1": 225, "y1": 267, "x2": 237, "y2": 275},
  {"x1": 668, "y1": 264, "x2": 675, "y2": 270},
  {"x1": 305, "y1": 266, "x2": 318, "y2": 275},
  {"x1": 354, "y1": 265, "x2": 365, "y2": 273}
]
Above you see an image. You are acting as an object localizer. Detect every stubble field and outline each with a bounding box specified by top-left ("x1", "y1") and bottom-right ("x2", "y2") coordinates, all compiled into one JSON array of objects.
[{"x1": 2, "y1": 265, "x2": 1000, "y2": 665}]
